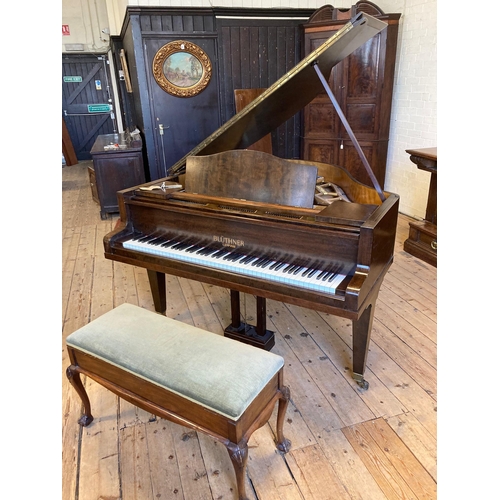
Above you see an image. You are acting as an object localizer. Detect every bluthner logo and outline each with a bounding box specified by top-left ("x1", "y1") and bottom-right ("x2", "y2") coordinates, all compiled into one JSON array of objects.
[{"x1": 213, "y1": 235, "x2": 244, "y2": 248}]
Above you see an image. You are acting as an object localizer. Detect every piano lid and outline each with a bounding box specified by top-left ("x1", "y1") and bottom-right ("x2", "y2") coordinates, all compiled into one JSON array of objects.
[{"x1": 168, "y1": 12, "x2": 388, "y2": 176}]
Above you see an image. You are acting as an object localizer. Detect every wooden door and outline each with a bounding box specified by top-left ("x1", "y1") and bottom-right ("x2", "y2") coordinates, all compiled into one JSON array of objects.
[
  {"x1": 143, "y1": 37, "x2": 220, "y2": 180},
  {"x1": 62, "y1": 54, "x2": 118, "y2": 160}
]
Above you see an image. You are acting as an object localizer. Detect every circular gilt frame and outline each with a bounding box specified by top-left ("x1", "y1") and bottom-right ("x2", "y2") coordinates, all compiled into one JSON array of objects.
[{"x1": 152, "y1": 40, "x2": 212, "y2": 97}]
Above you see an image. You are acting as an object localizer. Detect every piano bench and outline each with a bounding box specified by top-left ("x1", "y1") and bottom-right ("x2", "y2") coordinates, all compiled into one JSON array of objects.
[{"x1": 65, "y1": 303, "x2": 291, "y2": 500}]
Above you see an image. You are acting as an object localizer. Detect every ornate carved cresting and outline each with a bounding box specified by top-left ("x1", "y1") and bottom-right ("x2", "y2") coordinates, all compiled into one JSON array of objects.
[{"x1": 152, "y1": 40, "x2": 212, "y2": 97}]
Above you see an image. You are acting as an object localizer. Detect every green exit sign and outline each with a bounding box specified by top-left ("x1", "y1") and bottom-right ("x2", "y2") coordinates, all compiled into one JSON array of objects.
[
  {"x1": 63, "y1": 76, "x2": 82, "y2": 82},
  {"x1": 88, "y1": 104, "x2": 111, "y2": 113}
]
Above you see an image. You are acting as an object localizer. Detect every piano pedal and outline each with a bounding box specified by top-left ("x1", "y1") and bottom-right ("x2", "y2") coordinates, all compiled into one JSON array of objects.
[{"x1": 224, "y1": 322, "x2": 275, "y2": 351}]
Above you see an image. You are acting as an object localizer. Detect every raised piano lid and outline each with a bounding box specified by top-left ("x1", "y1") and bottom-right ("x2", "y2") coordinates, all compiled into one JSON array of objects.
[{"x1": 167, "y1": 12, "x2": 388, "y2": 176}]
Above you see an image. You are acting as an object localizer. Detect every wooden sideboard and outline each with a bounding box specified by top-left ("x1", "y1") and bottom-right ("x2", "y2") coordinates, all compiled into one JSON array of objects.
[{"x1": 403, "y1": 147, "x2": 437, "y2": 267}]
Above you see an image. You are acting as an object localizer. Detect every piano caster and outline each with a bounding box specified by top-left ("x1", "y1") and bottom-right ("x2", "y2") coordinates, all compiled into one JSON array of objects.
[
  {"x1": 224, "y1": 322, "x2": 275, "y2": 351},
  {"x1": 353, "y1": 373, "x2": 369, "y2": 390}
]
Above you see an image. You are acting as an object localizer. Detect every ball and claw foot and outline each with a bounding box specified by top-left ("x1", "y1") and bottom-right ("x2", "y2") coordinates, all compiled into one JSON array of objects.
[
  {"x1": 78, "y1": 415, "x2": 94, "y2": 427},
  {"x1": 277, "y1": 438, "x2": 292, "y2": 453}
]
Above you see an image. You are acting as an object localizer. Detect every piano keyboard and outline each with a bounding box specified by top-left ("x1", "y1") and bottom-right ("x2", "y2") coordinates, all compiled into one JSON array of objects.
[{"x1": 122, "y1": 233, "x2": 351, "y2": 295}]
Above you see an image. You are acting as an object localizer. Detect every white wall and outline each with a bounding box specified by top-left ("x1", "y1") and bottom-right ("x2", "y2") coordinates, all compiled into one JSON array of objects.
[
  {"x1": 62, "y1": 0, "x2": 437, "y2": 219},
  {"x1": 384, "y1": 0, "x2": 437, "y2": 219},
  {"x1": 62, "y1": 0, "x2": 112, "y2": 52}
]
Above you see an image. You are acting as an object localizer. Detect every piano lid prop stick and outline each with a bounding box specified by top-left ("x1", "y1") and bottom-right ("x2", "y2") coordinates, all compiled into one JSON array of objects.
[{"x1": 312, "y1": 62, "x2": 386, "y2": 203}]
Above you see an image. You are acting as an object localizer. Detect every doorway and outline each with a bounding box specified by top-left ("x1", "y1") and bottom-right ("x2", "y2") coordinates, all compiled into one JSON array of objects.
[{"x1": 62, "y1": 54, "x2": 118, "y2": 161}]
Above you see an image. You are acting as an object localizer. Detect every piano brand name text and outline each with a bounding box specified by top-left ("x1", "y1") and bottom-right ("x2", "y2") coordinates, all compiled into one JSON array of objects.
[{"x1": 213, "y1": 235, "x2": 244, "y2": 248}]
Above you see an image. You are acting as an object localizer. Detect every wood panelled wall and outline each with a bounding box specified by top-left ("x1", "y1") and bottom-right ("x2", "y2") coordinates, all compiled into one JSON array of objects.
[
  {"x1": 217, "y1": 21, "x2": 304, "y2": 160},
  {"x1": 117, "y1": 6, "x2": 314, "y2": 181}
]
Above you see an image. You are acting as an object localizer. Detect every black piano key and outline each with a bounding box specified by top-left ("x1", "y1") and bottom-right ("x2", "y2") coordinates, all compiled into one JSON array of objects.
[
  {"x1": 213, "y1": 249, "x2": 231, "y2": 259},
  {"x1": 275, "y1": 261, "x2": 290, "y2": 271},
  {"x1": 301, "y1": 260, "x2": 320, "y2": 277},
  {"x1": 139, "y1": 235, "x2": 160, "y2": 243},
  {"x1": 269, "y1": 253, "x2": 290, "y2": 271},
  {"x1": 252, "y1": 256, "x2": 269, "y2": 266},
  {"x1": 317, "y1": 269, "x2": 329, "y2": 280},
  {"x1": 224, "y1": 251, "x2": 243, "y2": 261},
  {"x1": 322, "y1": 264, "x2": 341, "y2": 281},
  {"x1": 329, "y1": 266, "x2": 345, "y2": 281},
  {"x1": 306, "y1": 267, "x2": 321, "y2": 278},
  {"x1": 256, "y1": 257, "x2": 274, "y2": 267},
  {"x1": 240, "y1": 254, "x2": 258, "y2": 264},
  {"x1": 186, "y1": 243, "x2": 204, "y2": 253},
  {"x1": 160, "y1": 239, "x2": 179, "y2": 248},
  {"x1": 293, "y1": 266, "x2": 306, "y2": 275}
]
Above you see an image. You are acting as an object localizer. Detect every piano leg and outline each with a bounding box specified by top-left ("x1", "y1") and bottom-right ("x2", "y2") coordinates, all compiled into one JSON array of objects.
[
  {"x1": 352, "y1": 290, "x2": 379, "y2": 390},
  {"x1": 147, "y1": 270, "x2": 167, "y2": 314},
  {"x1": 224, "y1": 290, "x2": 275, "y2": 350},
  {"x1": 256, "y1": 297, "x2": 267, "y2": 337},
  {"x1": 230, "y1": 288, "x2": 241, "y2": 329}
]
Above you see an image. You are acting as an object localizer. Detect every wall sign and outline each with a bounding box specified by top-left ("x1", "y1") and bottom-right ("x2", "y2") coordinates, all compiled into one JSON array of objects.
[
  {"x1": 152, "y1": 40, "x2": 212, "y2": 98},
  {"x1": 88, "y1": 104, "x2": 111, "y2": 113},
  {"x1": 62, "y1": 25, "x2": 70, "y2": 36},
  {"x1": 64, "y1": 76, "x2": 82, "y2": 83}
]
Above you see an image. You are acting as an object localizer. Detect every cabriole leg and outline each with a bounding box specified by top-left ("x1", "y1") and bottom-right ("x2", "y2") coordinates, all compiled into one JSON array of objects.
[
  {"x1": 226, "y1": 441, "x2": 249, "y2": 500},
  {"x1": 66, "y1": 365, "x2": 94, "y2": 427},
  {"x1": 276, "y1": 384, "x2": 291, "y2": 453}
]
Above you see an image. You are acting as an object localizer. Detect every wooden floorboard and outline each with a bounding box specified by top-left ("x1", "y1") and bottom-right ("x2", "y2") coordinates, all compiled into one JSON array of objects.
[{"x1": 62, "y1": 161, "x2": 437, "y2": 499}]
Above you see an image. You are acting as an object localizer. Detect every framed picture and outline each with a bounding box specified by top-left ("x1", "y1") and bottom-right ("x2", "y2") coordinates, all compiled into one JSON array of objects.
[
  {"x1": 120, "y1": 49, "x2": 133, "y2": 93},
  {"x1": 152, "y1": 40, "x2": 212, "y2": 98}
]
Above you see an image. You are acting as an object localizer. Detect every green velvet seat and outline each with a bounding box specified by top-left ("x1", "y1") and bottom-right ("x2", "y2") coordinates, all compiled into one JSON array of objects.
[{"x1": 66, "y1": 303, "x2": 284, "y2": 419}]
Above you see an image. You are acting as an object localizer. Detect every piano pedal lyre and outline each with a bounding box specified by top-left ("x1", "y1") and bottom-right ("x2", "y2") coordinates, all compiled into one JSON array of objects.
[{"x1": 224, "y1": 291, "x2": 275, "y2": 350}]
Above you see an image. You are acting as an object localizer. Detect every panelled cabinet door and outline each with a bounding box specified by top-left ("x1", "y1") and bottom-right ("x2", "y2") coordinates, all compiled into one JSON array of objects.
[
  {"x1": 302, "y1": 3, "x2": 400, "y2": 189},
  {"x1": 342, "y1": 34, "x2": 384, "y2": 142}
]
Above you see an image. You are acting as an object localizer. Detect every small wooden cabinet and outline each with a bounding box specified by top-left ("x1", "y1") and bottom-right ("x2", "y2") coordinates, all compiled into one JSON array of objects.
[
  {"x1": 90, "y1": 133, "x2": 145, "y2": 219},
  {"x1": 302, "y1": 2, "x2": 400, "y2": 188}
]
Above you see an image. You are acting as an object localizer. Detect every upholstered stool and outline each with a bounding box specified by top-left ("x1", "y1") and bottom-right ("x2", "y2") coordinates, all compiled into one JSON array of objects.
[{"x1": 65, "y1": 303, "x2": 291, "y2": 500}]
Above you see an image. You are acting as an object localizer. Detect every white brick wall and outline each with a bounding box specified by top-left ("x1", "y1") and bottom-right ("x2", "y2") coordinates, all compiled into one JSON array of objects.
[
  {"x1": 385, "y1": 0, "x2": 437, "y2": 219},
  {"x1": 115, "y1": 0, "x2": 437, "y2": 218}
]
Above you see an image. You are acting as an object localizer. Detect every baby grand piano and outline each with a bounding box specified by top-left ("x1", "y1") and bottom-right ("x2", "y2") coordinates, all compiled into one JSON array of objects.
[{"x1": 104, "y1": 12, "x2": 399, "y2": 389}]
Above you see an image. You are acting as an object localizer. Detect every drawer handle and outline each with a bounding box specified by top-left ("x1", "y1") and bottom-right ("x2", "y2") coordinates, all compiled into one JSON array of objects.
[{"x1": 430, "y1": 240, "x2": 437, "y2": 250}]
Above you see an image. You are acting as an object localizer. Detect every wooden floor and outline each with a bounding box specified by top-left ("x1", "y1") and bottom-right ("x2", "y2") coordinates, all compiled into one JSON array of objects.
[{"x1": 62, "y1": 161, "x2": 437, "y2": 500}]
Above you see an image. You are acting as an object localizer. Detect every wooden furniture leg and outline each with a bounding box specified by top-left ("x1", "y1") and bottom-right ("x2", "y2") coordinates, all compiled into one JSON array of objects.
[
  {"x1": 66, "y1": 365, "x2": 93, "y2": 426},
  {"x1": 352, "y1": 287, "x2": 380, "y2": 390},
  {"x1": 226, "y1": 441, "x2": 250, "y2": 500},
  {"x1": 147, "y1": 270, "x2": 166, "y2": 313},
  {"x1": 276, "y1": 375, "x2": 292, "y2": 452}
]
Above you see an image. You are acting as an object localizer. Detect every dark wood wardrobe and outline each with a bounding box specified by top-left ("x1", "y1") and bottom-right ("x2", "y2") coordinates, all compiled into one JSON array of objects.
[{"x1": 302, "y1": 2, "x2": 401, "y2": 188}]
